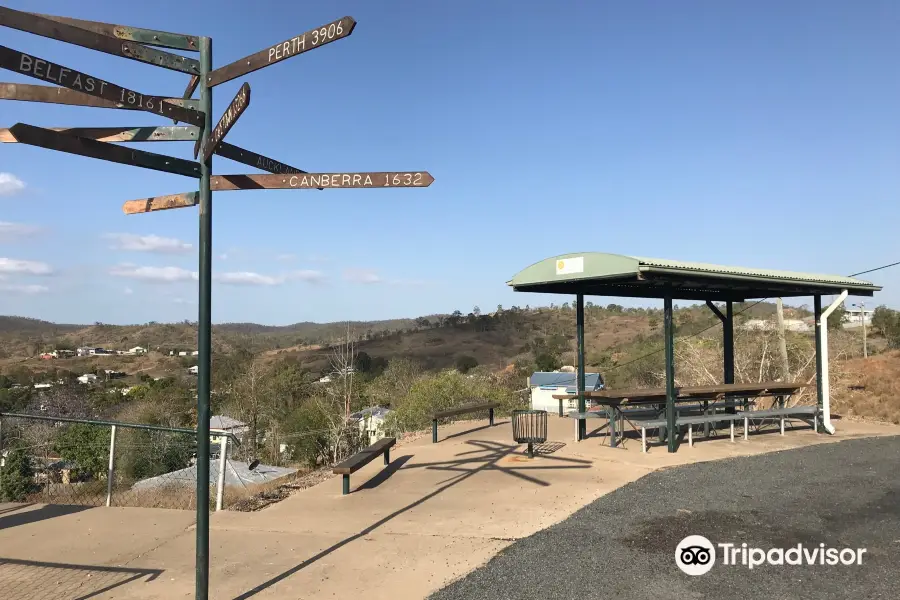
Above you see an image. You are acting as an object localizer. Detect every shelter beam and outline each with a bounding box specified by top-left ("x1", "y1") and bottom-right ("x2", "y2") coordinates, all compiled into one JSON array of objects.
[{"x1": 814, "y1": 295, "x2": 824, "y2": 432}]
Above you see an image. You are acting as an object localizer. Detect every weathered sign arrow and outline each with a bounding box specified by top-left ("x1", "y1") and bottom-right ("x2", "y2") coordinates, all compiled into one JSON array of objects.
[
  {"x1": 9, "y1": 123, "x2": 200, "y2": 178},
  {"x1": 30, "y1": 12, "x2": 199, "y2": 52},
  {"x1": 215, "y1": 142, "x2": 307, "y2": 175},
  {"x1": 197, "y1": 82, "x2": 250, "y2": 161},
  {"x1": 173, "y1": 75, "x2": 200, "y2": 124},
  {"x1": 210, "y1": 171, "x2": 434, "y2": 191},
  {"x1": 123, "y1": 192, "x2": 199, "y2": 215},
  {"x1": 206, "y1": 16, "x2": 356, "y2": 87},
  {"x1": 0, "y1": 125, "x2": 199, "y2": 143},
  {"x1": 0, "y1": 82, "x2": 199, "y2": 112},
  {"x1": 0, "y1": 46, "x2": 205, "y2": 126},
  {"x1": 0, "y1": 7, "x2": 200, "y2": 74}
]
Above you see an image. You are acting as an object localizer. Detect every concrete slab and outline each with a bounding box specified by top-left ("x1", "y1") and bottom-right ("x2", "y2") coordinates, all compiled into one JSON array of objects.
[{"x1": 1, "y1": 414, "x2": 898, "y2": 599}]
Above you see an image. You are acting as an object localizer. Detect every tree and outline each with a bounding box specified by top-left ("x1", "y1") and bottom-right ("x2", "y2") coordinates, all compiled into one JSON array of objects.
[
  {"x1": 872, "y1": 306, "x2": 900, "y2": 348},
  {"x1": 827, "y1": 304, "x2": 847, "y2": 331},
  {"x1": 473, "y1": 306, "x2": 481, "y2": 317},
  {"x1": 0, "y1": 441, "x2": 36, "y2": 502},
  {"x1": 54, "y1": 423, "x2": 111, "y2": 477},
  {"x1": 534, "y1": 351, "x2": 562, "y2": 372},
  {"x1": 354, "y1": 351, "x2": 373, "y2": 374},
  {"x1": 455, "y1": 355, "x2": 478, "y2": 374}
]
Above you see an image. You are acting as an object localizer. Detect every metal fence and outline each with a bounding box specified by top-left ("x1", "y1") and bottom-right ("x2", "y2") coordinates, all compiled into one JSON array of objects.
[{"x1": 0, "y1": 413, "x2": 241, "y2": 511}]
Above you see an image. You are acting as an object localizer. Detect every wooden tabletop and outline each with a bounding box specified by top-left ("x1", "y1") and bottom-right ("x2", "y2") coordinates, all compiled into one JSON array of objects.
[{"x1": 552, "y1": 381, "x2": 806, "y2": 403}]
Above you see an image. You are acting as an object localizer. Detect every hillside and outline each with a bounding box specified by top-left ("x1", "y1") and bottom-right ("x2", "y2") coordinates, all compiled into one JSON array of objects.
[{"x1": 0, "y1": 301, "x2": 820, "y2": 381}]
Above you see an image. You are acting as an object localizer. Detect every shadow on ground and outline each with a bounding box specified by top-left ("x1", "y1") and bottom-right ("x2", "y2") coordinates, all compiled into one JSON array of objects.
[{"x1": 0, "y1": 557, "x2": 162, "y2": 600}]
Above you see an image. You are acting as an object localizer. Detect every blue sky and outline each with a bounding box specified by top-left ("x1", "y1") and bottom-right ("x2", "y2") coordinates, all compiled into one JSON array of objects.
[{"x1": 1, "y1": 0, "x2": 898, "y2": 325}]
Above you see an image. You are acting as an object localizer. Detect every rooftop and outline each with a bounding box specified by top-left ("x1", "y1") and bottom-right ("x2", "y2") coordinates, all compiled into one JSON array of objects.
[{"x1": 508, "y1": 252, "x2": 881, "y2": 301}]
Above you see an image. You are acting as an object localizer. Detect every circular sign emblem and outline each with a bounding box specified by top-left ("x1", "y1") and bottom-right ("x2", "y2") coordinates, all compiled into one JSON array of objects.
[{"x1": 675, "y1": 535, "x2": 716, "y2": 575}]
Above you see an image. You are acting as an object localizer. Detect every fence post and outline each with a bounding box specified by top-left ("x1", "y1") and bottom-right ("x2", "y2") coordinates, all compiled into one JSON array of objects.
[
  {"x1": 106, "y1": 425, "x2": 116, "y2": 507},
  {"x1": 0, "y1": 416, "x2": 4, "y2": 499},
  {"x1": 215, "y1": 435, "x2": 228, "y2": 512}
]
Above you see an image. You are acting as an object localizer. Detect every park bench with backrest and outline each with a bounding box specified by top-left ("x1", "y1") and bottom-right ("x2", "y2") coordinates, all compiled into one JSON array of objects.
[
  {"x1": 332, "y1": 437, "x2": 396, "y2": 495},
  {"x1": 432, "y1": 400, "x2": 499, "y2": 443}
]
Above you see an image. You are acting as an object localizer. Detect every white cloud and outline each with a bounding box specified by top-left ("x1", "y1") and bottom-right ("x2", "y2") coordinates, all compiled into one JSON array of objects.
[
  {"x1": 0, "y1": 257, "x2": 53, "y2": 275},
  {"x1": 0, "y1": 221, "x2": 42, "y2": 241},
  {"x1": 104, "y1": 233, "x2": 193, "y2": 254},
  {"x1": 343, "y1": 268, "x2": 382, "y2": 284},
  {"x1": 215, "y1": 271, "x2": 284, "y2": 286},
  {"x1": 219, "y1": 253, "x2": 228, "y2": 260},
  {"x1": 173, "y1": 297, "x2": 194, "y2": 305},
  {"x1": 0, "y1": 283, "x2": 49, "y2": 294},
  {"x1": 0, "y1": 173, "x2": 25, "y2": 196},
  {"x1": 109, "y1": 264, "x2": 197, "y2": 283},
  {"x1": 275, "y1": 253, "x2": 296, "y2": 262},
  {"x1": 289, "y1": 270, "x2": 326, "y2": 284},
  {"x1": 123, "y1": 287, "x2": 134, "y2": 295}
]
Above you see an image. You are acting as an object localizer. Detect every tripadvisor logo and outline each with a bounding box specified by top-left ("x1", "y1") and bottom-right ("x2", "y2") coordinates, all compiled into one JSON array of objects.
[{"x1": 675, "y1": 535, "x2": 867, "y2": 575}]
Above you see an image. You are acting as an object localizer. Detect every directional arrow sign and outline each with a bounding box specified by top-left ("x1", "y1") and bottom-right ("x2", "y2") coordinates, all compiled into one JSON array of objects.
[
  {"x1": 215, "y1": 142, "x2": 307, "y2": 175},
  {"x1": 0, "y1": 83, "x2": 199, "y2": 112},
  {"x1": 0, "y1": 46, "x2": 205, "y2": 126},
  {"x1": 0, "y1": 125, "x2": 199, "y2": 143},
  {"x1": 10, "y1": 123, "x2": 200, "y2": 178},
  {"x1": 207, "y1": 16, "x2": 356, "y2": 87},
  {"x1": 123, "y1": 192, "x2": 199, "y2": 215},
  {"x1": 199, "y1": 82, "x2": 250, "y2": 161},
  {"x1": 210, "y1": 172, "x2": 434, "y2": 191},
  {"x1": 0, "y1": 7, "x2": 200, "y2": 75},
  {"x1": 31, "y1": 12, "x2": 199, "y2": 52}
]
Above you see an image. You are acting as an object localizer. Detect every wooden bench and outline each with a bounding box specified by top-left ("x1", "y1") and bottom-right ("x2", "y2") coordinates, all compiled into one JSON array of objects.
[
  {"x1": 332, "y1": 437, "x2": 396, "y2": 495},
  {"x1": 432, "y1": 401, "x2": 499, "y2": 443}
]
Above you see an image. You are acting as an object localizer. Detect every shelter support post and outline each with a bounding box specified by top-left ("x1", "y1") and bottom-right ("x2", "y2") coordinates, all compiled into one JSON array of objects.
[
  {"x1": 664, "y1": 295, "x2": 677, "y2": 453},
  {"x1": 814, "y1": 295, "x2": 823, "y2": 433},
  {"x1": 817, "y1": 290, "x2": 847, "y2": 434},
  {"x1": 576, "y1": 294, "x2": 586, "y2": 441}
]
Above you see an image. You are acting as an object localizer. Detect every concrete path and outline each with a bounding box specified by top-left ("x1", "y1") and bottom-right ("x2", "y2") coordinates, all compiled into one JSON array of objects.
[{"x1": 1, "y1": 416, "x2": 897, "y2": 599}]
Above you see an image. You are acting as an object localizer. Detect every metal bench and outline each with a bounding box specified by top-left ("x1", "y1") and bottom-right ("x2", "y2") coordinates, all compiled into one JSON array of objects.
[
  {"x1": 332, "y1": 437, "x2": 396, "y2": 495},
  {"x1": 567, "y1": 410, "x2": 611, "y2": 442},
  {"x1": 637, "y1": 405, "x2": 819, "y2": 453},
  {"x1": 432, "y1": 401, "x2": 499, "y2": 443}
]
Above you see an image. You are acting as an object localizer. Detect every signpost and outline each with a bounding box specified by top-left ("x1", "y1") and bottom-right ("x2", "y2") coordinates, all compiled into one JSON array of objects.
[
  {"x1": 198, "y1": 81, "x2": 250, "y2": 160},
  {"x1": 0, "y1": 9, "x2": 432, "y2": 600}
]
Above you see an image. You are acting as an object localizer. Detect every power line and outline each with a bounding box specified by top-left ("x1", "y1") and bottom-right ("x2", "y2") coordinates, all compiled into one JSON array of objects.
[{"x1": 847, "y1": 261, "x2": 900, "y2": 278}]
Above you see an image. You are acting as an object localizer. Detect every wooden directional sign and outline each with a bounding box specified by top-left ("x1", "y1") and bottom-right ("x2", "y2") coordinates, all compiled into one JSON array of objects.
[
  {"x1": 215, "y1": 142, "x2": 310, "y2": 176},
  {"x1": 199, "y1": 82, "x2": 250, "y2": 161},
  {"x1": 211, "y1": 171, "x2": 434, "y2": 191},
  {"x1": 0, "y1": 125, "x2": 199, "y2": 143},
  {"x1": 123, "y1": 192, "x2": 199, "y2": 215},
  {"x1": 173, "y1": 75, "x2": 200, "y2": 124},
  {"x1": 1, "y1": 83, "x2": 199, "y2": 112},
  {"x1": 9, "y1": 123, "x2": 200, "y2": 178},
  {"x1": 0, "y1": 7, "x2": 200, "y2": 75},
  {"x1": 207, "y1": 16, "x2": 356, "y2": 87},
  {"x1": 31, "y1": 12, "x2": 199, "y2": 52},
  {"x1": 0, "y1": 46, "x2": 205, "y2": 126}
]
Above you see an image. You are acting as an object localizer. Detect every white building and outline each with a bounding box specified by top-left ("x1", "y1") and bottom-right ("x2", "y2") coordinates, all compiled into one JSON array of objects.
[
  {"x1": 128, "y1": 346, "x2": 147, "y2": 355},
  {"x1": 844, "y1": 307, "x2": 874, "y2": 327},
  {"x1": 350, "y1": 406, "x2": 392, "y2": 445},
  {"x1": 529, "y1": 372, "x2": 604, "y2": 413},
  {"x1": 76, "y1": 373, "x2": 98, "y2": 384},
  {"x1": 188, "y1": 365, "x2": 199, "y2": 375}
]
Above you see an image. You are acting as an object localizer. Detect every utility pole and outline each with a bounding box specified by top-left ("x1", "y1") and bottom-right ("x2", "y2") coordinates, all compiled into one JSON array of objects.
[{"x1": 854, "y1": 301, "x2": 868, "y2": 358}]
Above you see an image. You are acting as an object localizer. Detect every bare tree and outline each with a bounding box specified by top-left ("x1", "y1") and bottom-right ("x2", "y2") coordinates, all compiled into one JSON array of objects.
[{"x1": 313, "y1": 323, "x2": 362, "y2": 464}]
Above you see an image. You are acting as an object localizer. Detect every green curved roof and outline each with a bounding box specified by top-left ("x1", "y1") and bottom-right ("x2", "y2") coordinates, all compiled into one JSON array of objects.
[{"x1": 508, "y1": 252, "x2": 880, "y2": 301}]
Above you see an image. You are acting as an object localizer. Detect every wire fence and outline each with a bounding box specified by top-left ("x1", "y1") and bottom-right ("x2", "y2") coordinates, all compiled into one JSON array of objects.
[{"x1": 0, "y1": 413, "x2": 248, "y2": 511}]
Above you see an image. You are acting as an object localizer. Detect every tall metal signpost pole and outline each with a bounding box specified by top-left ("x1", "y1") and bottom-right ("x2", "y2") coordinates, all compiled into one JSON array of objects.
[{"x1": 0, "y1": 8, "x2": 433, "y2": 598}]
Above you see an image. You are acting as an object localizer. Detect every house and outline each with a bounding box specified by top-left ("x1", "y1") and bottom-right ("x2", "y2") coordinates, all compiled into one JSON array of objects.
[
  {"x1": 209, "y1": 415, "x2": 250, "y2": 448},
  {"x1": 529, "y1": 371, "x2": 605, "y2": 413},
  {"x1": 316, "y1": 375, "x2": 332, "y2": 384},
  {"x1": 33, "y1": 383, "x2": 53, "y2": 389},
  {"x1": 128, "y1": 346, "x2": 147, "y2": 355},
  {"x1": 76, "y1": 373, "x2": 98, "y2": 384},
  {"x1": 57, "y1": 349, "x2": 76, "y2": 358},
  {"x1": 844, "y1": 307, "x2": 874, "y2": 328},
  {"x1": 103, "y1": 369, "x2": 126, "y2": 380},
  {"x1": 39, "y1": 351, "x2": 57, "y2": 360},
  {"x1": 350, "y1": 406, "x2": 392, "y2": 445},
  {"x1": 188, "y1": 365, "x2": 199, "y2": 375},
  {"x1": 191, "y1": 350, "x2": 199, "y2": 356},
  {"x1": 179, "y1": 351, "x2": 188, "y2": 357}
]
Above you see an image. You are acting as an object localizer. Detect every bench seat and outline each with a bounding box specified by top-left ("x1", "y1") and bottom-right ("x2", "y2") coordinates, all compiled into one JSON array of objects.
[
  {"x1": 432, "y1": 401, "x2": 499, "y2": 443},
  {"x1": 333, "y1": 437, "x2": 396, "y2": 495}
]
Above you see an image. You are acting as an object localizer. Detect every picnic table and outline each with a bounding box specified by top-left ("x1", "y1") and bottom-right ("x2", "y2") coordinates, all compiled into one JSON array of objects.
[{"x1": 554, "y1": 381, "x2": 805, "y2": 447}]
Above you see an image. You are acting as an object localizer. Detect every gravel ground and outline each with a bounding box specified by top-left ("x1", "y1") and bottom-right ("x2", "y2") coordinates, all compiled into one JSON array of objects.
[{"x1": 431, "y1": 436, "x2": 900, "y2": 600}]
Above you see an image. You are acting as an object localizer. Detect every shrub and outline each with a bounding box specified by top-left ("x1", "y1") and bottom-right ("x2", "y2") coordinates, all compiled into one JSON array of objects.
[{"x1": 0, "y1": 441, "x2": 36, "y2": 502}]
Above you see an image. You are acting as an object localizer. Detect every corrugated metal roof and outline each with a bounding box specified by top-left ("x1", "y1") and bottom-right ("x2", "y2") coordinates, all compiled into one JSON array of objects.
[
  {"x1": 531, "y1": 372, "x2": 604, "y2": 389},
  {"x1": 634, "y1": 257, "x2": 874, "y2": 287},
  {"x1": 131, "y1": 460, "x2": 297, "y2": 490}
]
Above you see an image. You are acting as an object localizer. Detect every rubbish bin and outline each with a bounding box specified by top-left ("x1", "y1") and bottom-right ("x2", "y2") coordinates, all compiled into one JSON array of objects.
[{"x1": 511, "y1": 409, "x2": 548, "y2": 458}]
